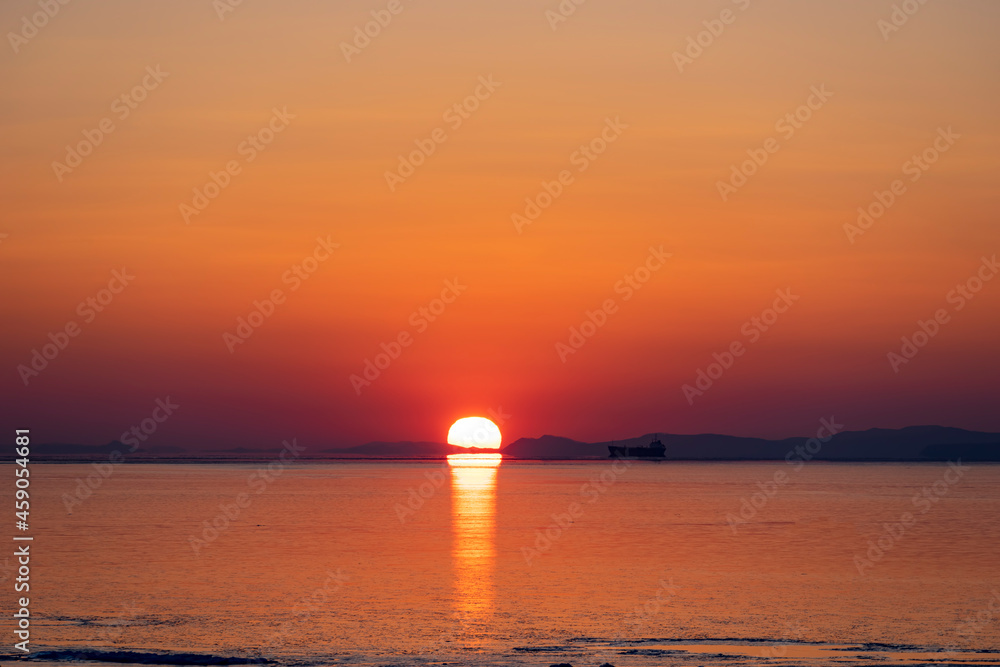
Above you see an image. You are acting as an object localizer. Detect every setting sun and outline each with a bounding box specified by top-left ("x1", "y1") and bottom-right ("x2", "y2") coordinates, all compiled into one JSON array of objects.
[{"x1": 447, "y1": 417, "x2": 502, "y2": 450}]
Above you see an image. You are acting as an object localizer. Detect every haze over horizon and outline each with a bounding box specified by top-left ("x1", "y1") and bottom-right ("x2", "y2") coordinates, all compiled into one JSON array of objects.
[{"x1": 3, "y1": 0, "x2": 999, "y2": 451}]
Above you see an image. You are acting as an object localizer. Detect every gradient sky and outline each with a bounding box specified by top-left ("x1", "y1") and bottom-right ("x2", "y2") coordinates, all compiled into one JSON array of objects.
[{"x1": 2, "y1": 0, "x2": 998, "y2": 450}]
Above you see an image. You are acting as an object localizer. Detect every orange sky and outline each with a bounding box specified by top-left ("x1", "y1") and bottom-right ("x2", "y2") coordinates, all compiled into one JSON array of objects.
[{"x1": 2, "y1": 0, "x2": 998, "y2": 449}]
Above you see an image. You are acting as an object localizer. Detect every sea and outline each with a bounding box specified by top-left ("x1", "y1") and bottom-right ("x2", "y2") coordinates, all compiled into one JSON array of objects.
[{"x1": 6, "y1": 459, "x2": 999, "y2": 666}]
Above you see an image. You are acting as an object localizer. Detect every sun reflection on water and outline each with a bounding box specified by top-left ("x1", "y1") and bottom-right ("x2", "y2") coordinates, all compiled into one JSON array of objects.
[{"x1": 449, "y1": 454, "x2": 500, "y2": 640}]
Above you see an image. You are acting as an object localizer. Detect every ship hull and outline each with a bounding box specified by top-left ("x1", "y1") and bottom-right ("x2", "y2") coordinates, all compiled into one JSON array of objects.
[{"x1": 608, "y1": 445, "x2": 665, "y2": 458}]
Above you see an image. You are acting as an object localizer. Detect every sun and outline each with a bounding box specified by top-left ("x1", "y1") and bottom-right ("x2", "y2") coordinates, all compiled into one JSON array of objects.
[{"x1": 447, "y1": 416, "x2": 502, "y2": 450}]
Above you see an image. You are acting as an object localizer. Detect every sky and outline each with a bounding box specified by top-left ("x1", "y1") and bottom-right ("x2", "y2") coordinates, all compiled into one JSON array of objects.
[{"x1": 2, "y1": 0, "x2": 998, "y2": 451}]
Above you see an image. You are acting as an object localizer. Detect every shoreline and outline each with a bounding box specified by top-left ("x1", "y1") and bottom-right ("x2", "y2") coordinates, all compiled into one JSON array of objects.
[{"x1": 5, "y1": 457, "x2": 1000, "y2": 464}]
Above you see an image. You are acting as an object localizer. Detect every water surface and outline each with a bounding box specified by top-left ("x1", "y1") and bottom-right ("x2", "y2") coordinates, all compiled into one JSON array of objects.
[{"x1": 11, "y1": 460, "x2": 1000, "y2": 666}]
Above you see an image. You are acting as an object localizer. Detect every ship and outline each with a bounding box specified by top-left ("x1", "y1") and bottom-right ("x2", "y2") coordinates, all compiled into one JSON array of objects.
[{"x1": 608, "y1": 435, "x2": 666, "y2": 458}]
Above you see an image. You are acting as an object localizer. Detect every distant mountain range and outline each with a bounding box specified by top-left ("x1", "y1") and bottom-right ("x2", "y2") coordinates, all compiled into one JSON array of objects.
[
  {"x1": 500, "y1": 426, "x2": 1000, "y2": 461},
  {"x1": 19, "y1": 426, "x2": 1000, "y2": 462}
]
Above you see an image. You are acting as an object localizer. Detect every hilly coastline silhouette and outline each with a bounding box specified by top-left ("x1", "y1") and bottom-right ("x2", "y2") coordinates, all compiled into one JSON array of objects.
[{"x1": 24, "y1": 426, "x2": 1000, "y2": 461}]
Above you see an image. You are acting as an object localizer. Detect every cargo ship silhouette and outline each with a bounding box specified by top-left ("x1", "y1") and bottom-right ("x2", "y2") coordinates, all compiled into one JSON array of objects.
[{"x1": 608, "y1": 435, "x2": 666, "y2": 458}]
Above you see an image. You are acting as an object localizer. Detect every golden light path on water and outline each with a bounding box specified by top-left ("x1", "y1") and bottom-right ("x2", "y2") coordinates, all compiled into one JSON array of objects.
[{"x1": 448, "y1": 453, "x2": 500, "y2": 639}]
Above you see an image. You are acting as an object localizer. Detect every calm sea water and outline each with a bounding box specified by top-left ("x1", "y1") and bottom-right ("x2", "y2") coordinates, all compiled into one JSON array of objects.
[{"x1": 8, "y1": 460, "x2": 1000, "y2": 666}]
